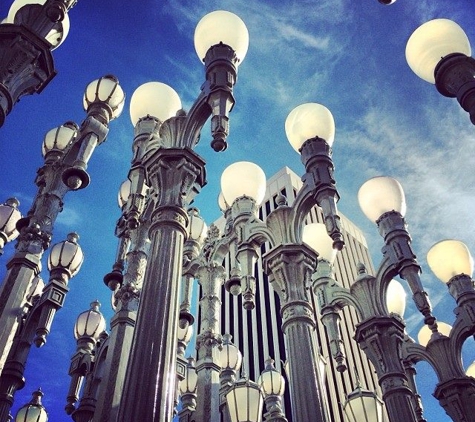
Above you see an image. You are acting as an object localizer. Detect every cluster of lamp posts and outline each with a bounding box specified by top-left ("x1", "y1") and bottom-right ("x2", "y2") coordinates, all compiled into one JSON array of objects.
[{"x1": 0, "y1": 1, "x2": 475, "y2": 421}]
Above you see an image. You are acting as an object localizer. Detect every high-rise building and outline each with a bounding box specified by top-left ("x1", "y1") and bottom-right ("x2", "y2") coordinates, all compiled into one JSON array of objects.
[{"x1": 201, "y1": 166, "x2": 389, "y2": 421}]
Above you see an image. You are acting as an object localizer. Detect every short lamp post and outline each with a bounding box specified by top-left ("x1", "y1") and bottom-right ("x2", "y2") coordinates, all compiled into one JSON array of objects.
[
  {"x1": 0, "y1": 0, "x2": 78, "y2": 127},
  {"x1": 66, "y1": 301, "x2": 107, "y2": 422},
  {"x1": 257, "y1": 358, "x2": 288, "y2": 422},
  {"x1": 226, "y1": 377, "x2": 264, "y2": 422},
  {"x1": 343, "y1": 380, "x2": 384, "y2": 422},
  {"x1": 406, "y1": 18, "x2": 475, "y2": 125}
]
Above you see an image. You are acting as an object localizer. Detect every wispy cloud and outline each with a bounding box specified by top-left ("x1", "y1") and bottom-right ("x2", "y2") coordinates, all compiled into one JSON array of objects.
[{"x1": 56, "y1": 206, "x2": 82, "y2": 228}]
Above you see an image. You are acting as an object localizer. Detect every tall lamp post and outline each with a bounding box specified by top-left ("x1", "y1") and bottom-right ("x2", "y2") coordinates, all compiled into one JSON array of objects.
[
  {"x1": 311, "y1": 175, "x2": 475, "y2": 422},
  {"x1": 112, "y1": 10, "x2": 249, "y2": 422},
  {"x1": 0, "y1": 0, "x2": 78, "y2": 127},
  {"x1": 0, "y1": 232, "x2": 84, "y2": 421},
  {"x1": 0, "y1": 74, "x2": 124, "y2": 414}
]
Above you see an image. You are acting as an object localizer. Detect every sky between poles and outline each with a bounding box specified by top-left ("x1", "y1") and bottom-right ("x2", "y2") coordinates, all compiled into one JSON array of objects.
[{"x1": 1, "y1": 0, "x2": 475, "y2": 421}]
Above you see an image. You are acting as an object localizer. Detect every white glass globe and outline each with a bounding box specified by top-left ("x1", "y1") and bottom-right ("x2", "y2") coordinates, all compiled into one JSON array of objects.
[
  {"x1": 118, "y1": 179, "x2": 131, "y2": 209},
  {"x1": 285, "y1": 103, "x2": 335, "y2": 152},
  {"x1": 129, "y1": 82, "x2": 182, "y2": 126},
  {"x1": 220, "y1": 161, "x2": 266, "y2": 206},
  {"x1": 427, "y1": 239, "x2": 474, "y2": 283},
  {"x1": 83, "y1": 75, "x2": 125, "y2": 120},
  {"x1": 386, "y1": 279, "x2": 406, "y2": 317},
  {"x1": 418, "y1": 321, "x2": 452, "y2": 347},
  {"x1": 47, "y1": 233, "x2": 84, "y2": 277},
  {"x1": 406, "y1": 19, "x2": 471, "y2": 84},
  {"x1": 194, "y1": 10, "x2": 249, "y2": 63},
  {"x1": 467, "y1": 361, "x2": 475, "y2": 378},
  {"x1": 8, "y1": 0, "x2": 70, "y2": 49},
  {"x1": 358, "y1": 176, "x2": 406, "y2": 222},
  {"x1": 74, "y1": 301, "x2": 107, "y2": 341},
  {"x1": 302, "y1": 223, "x2": 336, "y2": 263},
  {"x1": 42, "y1": 123, "x2": 77, "y2": 156}
]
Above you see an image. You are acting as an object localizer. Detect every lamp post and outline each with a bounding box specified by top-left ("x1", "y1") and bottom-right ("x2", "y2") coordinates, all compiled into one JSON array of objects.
[
  {"x1": 0, "y1": 232, "x2": 83, "y2": 421},
  {"x1": 310, "y1": 174, "x2": 475, "y2": 422},
  {"x1": 14, "y1": 389, "x2": 48, "y2": 422},
  {"x1": 0, "y1": 0, "x2": 78, "y2": 127},
  {"x1": 401, "y1": 239, "x2": 475, "y2": 422},
  {"x1": 163, "y1": 100, "x2": 342, "y2": 421},
  {"x1": 111, "y1": 10, "x2": 249, "y2": 422},
  {"x1": 406, "y1": 18, "x2": 475, "y2": 125},
  {"x1": 0, "y1": 74, "x2": 123, "y2": 411},
  {"x1": 65, "y1": 301, "x2": 107, "y2": 422},
  {"x1": 258, "y1": 358, "x2": 288, "y2": 422},
  {"x1": 226, "y1": 377, "x2": 264, "y2": 422}
]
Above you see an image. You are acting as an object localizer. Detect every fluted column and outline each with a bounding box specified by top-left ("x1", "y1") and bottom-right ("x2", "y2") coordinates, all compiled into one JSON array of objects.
[
  {"x1": 92, "y1": 216, "x2": 149, "y2": 422},
  {"x1": 434, "y1": 378, "x2": 475, "y2": 422},
  {"x1": 355, "y1": 316, "x2": 418, "y2": 422},
  {"x1": 264, "y1": 244, "x2": 328, "y2": 422},
  {"x1": 117, "y1": 146, "x2": 205, "y2": 422},
  {"x1": 194, "y1": 264, "x2": 225, "y2": 422}
]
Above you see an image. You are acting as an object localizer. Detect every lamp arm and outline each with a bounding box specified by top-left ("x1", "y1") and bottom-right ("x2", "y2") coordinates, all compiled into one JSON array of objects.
[
  {"x1": 61, "y1": 109, "x2": 111, "y2": 190},
  {"x1": 377, "y1": 211, "x2": 436, "y2": 327},
  {"x1": 401, "y1": 333, "x2": 466, "y2": 384},
  {"x1": 290, "y1": 137, "x2": 344, "y2": 250},
  {"x1": 447, "y1": 289, "x2": 475, "y2": 359},
  {"x1": 312, "y1": 262, "x2": 358, "y2": 373},
  {"x1": 312, "y1": 261, "x2": 362, "y2": 317},
  {"x1": 180, "y1": 43, "x2": 240, "y2": 151}
]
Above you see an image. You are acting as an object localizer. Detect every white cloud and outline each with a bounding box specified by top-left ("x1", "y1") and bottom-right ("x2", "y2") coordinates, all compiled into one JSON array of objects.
[{"x1": 56, "y1": 206, "x2": 82, "y2": 227}]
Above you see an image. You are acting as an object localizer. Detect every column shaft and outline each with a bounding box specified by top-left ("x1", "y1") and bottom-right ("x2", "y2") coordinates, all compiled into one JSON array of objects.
[{"x1": 117, "y1": 207, "x2": 186, "y2": 422}]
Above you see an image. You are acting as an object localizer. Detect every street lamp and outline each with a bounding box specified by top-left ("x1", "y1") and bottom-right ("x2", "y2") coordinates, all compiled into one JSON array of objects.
[
  {"x1": 0, "y1": 0, "x2": 78, "y2": 127},
  {"x1": 0, "y1": 233, "x2": 84, "y2": 421},
  {"x1": 105, "y1": 10, "x2": 250, "y2": 422},
  {"x1": 226, "y1": 377, "x2": 264, "y2": 422},
  {"x1": 311, "y1": 172, "x2": 475, "y2": 422},
  {"x1": 14, "y1": 389, "x2": 48, "y2": 422},
  {"x1": 0, "y1": 74, "x2": 123, "y2": 417},
  {"x1": 179, "y1": 357, "x2": 198, "y2": 414},
  {"x1": 343, "y1": 381, "x2": 384, "y2": 422},
  {"x1": 406, "y1": 18, "x2": 475, "y2": 125},
  {"x1": 258, "y1": 358, "x2": 287, "y2": 422},
  {"x1": 65, "y1": 301, "x2": 107, "y2": 421}
]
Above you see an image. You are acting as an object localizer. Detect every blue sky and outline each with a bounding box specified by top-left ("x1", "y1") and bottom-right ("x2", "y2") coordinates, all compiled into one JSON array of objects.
[{"x1": 1, "y1": 0, "x2": 475, "y2": 420}]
